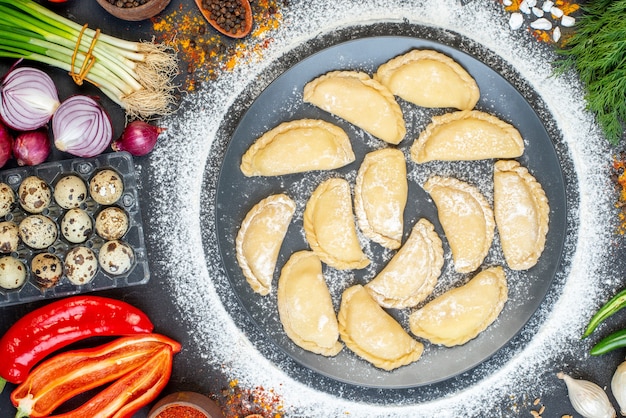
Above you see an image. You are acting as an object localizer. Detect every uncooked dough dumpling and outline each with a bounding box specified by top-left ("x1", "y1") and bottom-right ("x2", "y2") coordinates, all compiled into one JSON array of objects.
[
  {"x1": 303, "y1": 178, "x2": 370, "y2": 270},
  {"x1": 423, "y1": 176, "x2": 494, "y2": 273},
  {"x1": 235, "y1": 194, "x2": 296, "y2": 296},
  {"x1": 375, "y1": 49, "x2": 480, "y2": 110},
  {"x1": 354, "y1": 148, "x2": 407, "y2": 249},
  {"x1": 240, "y1": 119, "x2": 355, "y2": 176},
  {"x1": 303, "y1": 71, "x2": 406, "y2": 145},
  {"x1": 409, "y1": 266, "x2": 508, "y2": 347},
  {"x1": 277, "y1": 251, "x2": 343, "y2": 356},
  {"x1": 338, "y1": 284, "x2": 424, "y2": 371},
  {"x1": 411, "y1": 110, "x2": 524, "y2": 163},
  {"x1": 365, "y1": 218, "x2": 444, "y2": 309},
  {"x1": 494, "y1": 160, "x2": 550, "y2": 270}
]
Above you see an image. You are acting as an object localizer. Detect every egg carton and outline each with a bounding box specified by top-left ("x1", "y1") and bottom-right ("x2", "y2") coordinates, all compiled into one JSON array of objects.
[{"x1": 0, "y1": 152, "x2": 149, "y2": 307}]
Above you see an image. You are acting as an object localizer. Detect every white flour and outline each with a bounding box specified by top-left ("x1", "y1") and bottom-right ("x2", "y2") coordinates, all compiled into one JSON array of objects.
[{"x1": 145, "y1": 0, "x2": 618, "y2": 416}]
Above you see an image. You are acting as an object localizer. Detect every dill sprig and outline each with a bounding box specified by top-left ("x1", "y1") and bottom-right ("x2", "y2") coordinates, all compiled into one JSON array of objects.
[{"x1": 555, "y1": 0, "x2": 626, "y2": 144}]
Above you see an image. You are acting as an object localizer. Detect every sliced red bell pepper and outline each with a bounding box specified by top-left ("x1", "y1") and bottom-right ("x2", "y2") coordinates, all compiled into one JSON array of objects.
[
  {"x1": 0, "y1": 295, "x2": 154, "y2": 384},
  {"x1": 11, "y1": 334, "x2": 181, "y2": 418},
  {"x1": 49, "y1": 343, "x2": 176, "y2": 418}
]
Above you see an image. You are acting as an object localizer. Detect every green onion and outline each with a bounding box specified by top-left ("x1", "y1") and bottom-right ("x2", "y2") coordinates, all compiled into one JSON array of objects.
[{"x1": 0, "y1": 0, "x2": 178, "y2": 119}]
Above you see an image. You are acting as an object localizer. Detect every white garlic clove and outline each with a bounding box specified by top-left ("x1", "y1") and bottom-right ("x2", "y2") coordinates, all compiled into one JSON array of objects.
[
  {"x1": 611, "y1": 360, "x2": 626, "y2": 416},
  {"x1": 561, "y1": 14, "x2": 576, "y2": 27},
  {"x1": 530, "y1": 17, "x2": 553, "y2": 30},
  {"x1": 542, "y1": 0, "x2": 554, "y2": 12},
  {"x1": 509, "y1": 13, "x2": 525, "y2": 30},
  {"x1": 558, "y1": 372, "x2": 616, "y2": 418},
  {"x1": 553, "y1": 26, "x2": 562, "y2": 43}
]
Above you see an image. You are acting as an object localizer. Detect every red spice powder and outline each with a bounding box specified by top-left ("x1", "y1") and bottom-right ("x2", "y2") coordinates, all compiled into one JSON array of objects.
[
  {"x1": 156, "y1": 405, "x2": 208, "y2": 418},
  {"x1": 612, "y1": 153, "x2": 626, "y2": 235},
  {"x1": 151, "y1": 1, "x2": 285, "y2": 91}
]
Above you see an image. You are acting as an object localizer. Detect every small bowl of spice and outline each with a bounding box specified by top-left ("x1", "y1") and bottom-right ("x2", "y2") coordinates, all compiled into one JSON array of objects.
[
  {"x1": 148, "y1": 391, "x2": 225, "y2": 418},
  {"x1": 95, "y1": 0, "x2": 171, "y2": 21},
  {"x1": 193, "y1": 0, "x2": 253, "y2": 38}
]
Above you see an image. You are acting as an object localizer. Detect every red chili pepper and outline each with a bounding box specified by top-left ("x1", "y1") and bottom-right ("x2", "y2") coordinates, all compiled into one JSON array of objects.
[
  {"x1": 50, "y1": 343, "x2": 176, "y2": 418},
  {"x1": 0, "y1": 295, "x2": 154, "y2": 384},
  {"x1": 11, "y1": 334, "x2": 181, "y2": 418}
]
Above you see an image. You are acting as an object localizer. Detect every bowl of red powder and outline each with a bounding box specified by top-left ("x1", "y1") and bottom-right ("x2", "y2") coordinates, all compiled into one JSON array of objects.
[{"x1": 148, "y1": 391, "x2": 225, "y2": 418}]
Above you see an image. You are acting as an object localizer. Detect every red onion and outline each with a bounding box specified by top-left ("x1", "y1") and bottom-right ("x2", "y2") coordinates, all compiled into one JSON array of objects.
[
  {"x1": 0, "y1": 120, "x2": 13, "y2": 168},
  {"x1": 112, "y1": 120, "x2": 166, "y2": 156},
  {"x1": 52, "y1": 95, "x2": 112, "y2": 158},
  {"x1": 0, "y1": 67, "x2": 60, "y2": 131},
  {"x1": 13, "y1": 129, "x2": 51, "y2": 166}
]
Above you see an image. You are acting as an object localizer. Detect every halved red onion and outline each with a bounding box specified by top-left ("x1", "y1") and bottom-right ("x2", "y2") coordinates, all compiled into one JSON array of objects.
[
  {"x1": 0, "y1": 67, "x2": 60, "y2": 131},
  {"x1": 52, "y1": 95, "x2": 112, "y2": 158},
  {"x1": 13, "y1": 129, "x2": 51, "y2": 166}
]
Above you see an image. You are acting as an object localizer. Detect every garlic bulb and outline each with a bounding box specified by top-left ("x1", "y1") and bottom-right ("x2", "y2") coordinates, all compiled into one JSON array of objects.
[
  {"x1": 558, "y1": 372, "x2": 616, "y2": 418},
  {"x1": 612, "y1": 360, "x2": 626, "y2": 415}
]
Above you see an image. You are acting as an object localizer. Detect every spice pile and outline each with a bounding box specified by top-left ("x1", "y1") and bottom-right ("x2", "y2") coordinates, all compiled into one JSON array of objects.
[
  {"x1": 151, "y1": 0, "x2": 285, "y2": 91},
  {"x1": 105, "y1": 0, "x2": 151, "y2": 8},
  {"x1": 220, "y1": 379, "x2": 284, "y2": 417},
  {"x1": 201, "y1": 0, "x2": 248, "y2": 36},
  {"x1": 501, "y1": 0, "x2": 579, "y2": 43}
]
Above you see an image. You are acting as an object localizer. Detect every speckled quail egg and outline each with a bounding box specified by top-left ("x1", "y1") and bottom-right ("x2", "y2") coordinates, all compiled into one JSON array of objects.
[
  {"x1": 31, "y1": 252, "x2": 62, "y2": 289},
  {"x1": 0, "y1": 221, "x2": 19, "y2": 253},
  {"x1": 98, "y1": 240, "x2": 134, "y2": 275},
  {"x1": 18, "y1": 176, "x2": 52, "y2": 213},
  {"x1": 61, "y1": 208, "x2": 93, "y2": 244},
  {"x1": 89, "y1": 169, "x2": 124, "y2": 205},
  {"x1": 0, "y1": 256, "x2": 26, "y2": 289},
  {"x1": 19, "y1": 215, "x2": 58, "y2": 249},
  {"x1": 0, "y1": 183, "x2": 15, "y2": 218},
  {"x1": 64, "y1": 246, "x2": 98, "y2": 285},
  {"x1": 54, "y1": 175, "x2": 88, "y2": 209},
  {"x1": 95, "y1": 207, "x2": 129, "y2": 240}
]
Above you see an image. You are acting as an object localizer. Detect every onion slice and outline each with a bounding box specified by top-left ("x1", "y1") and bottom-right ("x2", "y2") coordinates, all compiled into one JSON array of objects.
[
  {"x1": 0, "y1": 66, "x2": 60, "y2": 131},
  {"x1": 52, "y1": 96, "x2": 112, "y2": 158}
]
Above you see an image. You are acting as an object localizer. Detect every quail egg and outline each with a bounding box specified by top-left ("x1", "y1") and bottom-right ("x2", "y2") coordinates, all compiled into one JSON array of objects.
[
  {"x1": 0, "y1": 256, "x2": 26, "y2": 289},
  {"x1": 19, "y1": 215, "x2": 58, "y2": 249},
  {"x1": 31, "y1": 253, "x2": 63, "y2": 289},
  {"x1": 98, "y1": 240, "x2": 134, "y2": 275},
  {"x1": 95, "y1": 207, "x2": 129, "y2": 240},
  {"x1": 0, "y1": 221, "x2": 19, "y2": 253},
  {"x1": 64, "y1": 246, "x2": 98, "y2": 285},
  {"x1": 54, "y1": 175, "x2": 87, "y2": 209},
  {"x1": 18, "y1": 176, "x2": 52, "y2": 213},
  {"x1": 0, "y1": 183, "x2": 15, "y2": 217},
  {"x1": 61, "y1": 208, "x2": 93, "y2": 244},
  {"x1": 89, "y1": 169, "x2": 124, "y2": 205}
]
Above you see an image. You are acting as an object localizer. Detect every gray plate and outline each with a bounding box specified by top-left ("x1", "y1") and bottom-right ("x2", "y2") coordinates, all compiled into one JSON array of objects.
[{"x1": 213, "y1": 35, "x2": 567, "y2": 389}]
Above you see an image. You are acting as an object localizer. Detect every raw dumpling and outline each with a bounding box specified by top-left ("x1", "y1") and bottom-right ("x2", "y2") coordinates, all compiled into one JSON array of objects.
[
  {"x1": 494, "y1": 160, "x2": 550, "y2": 270},
  {"x1": 409, "y1": 266, "x2": 508, "y2": 347},
  {"x1": 304, "y1": 178, "x2": 370, "y2": 270},
  {"x1": 354, "y1": 148, "x2": 407, "y2": 249},
  {"x1": 424, "y1": 176, "x2": 494, "y2": 273},
  {"x1": 303, "y1": 71, "x2": 406, "y2": 145},
  {"x1": 338, "y1": 285, "x2": 424, "y2": 370},
  {"x1": 277, "y1": 251, "x2": 343, "y2": 356},
  {"x1": 240, "y1": 119, "x2": 355, "y2": 176},
  {"x1": 411, "y1": 110, "x2": 524, "y2": 163},
  {"x1": 235, "y1": 194, "x2": 296, "y2": 295},
  {"x1": 365, "y1": 219, "x2": 444, "y2": 309},
  {"x1": 374, "y1": 49, "x2": 480, "y2": 110}
]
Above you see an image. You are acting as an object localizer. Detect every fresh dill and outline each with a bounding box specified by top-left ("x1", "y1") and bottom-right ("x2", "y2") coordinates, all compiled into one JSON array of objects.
[{"x1": 555, "y1": 0, "x2": 626, "y2": 144}]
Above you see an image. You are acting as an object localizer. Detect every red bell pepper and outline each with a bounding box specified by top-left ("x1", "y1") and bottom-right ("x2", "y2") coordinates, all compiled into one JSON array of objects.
[
  {"x1": 11, "y1": 334, "x2": 181, "y2": 418},
  {"x1": 50, "y1": 343, "x2": 176, "y2": 418},
  {"x1": 0, "y1": 295, "x2": 154, "y2": 384}
]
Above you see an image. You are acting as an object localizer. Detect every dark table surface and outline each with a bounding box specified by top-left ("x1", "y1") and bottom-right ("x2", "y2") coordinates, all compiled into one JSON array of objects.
[{"x1": 1, "y1": 0, "x2": 625, "y2": 417}]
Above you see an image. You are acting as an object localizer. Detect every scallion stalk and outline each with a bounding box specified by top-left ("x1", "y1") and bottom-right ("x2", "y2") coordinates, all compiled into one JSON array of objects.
[{"x1": 0, "y1": 0, "x2": 178, "y2": 119}]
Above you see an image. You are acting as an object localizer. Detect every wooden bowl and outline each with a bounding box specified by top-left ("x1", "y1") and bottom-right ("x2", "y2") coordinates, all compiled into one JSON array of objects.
[{"x1": 95, "y1": 0, "x2": 171, "y2": 21}]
